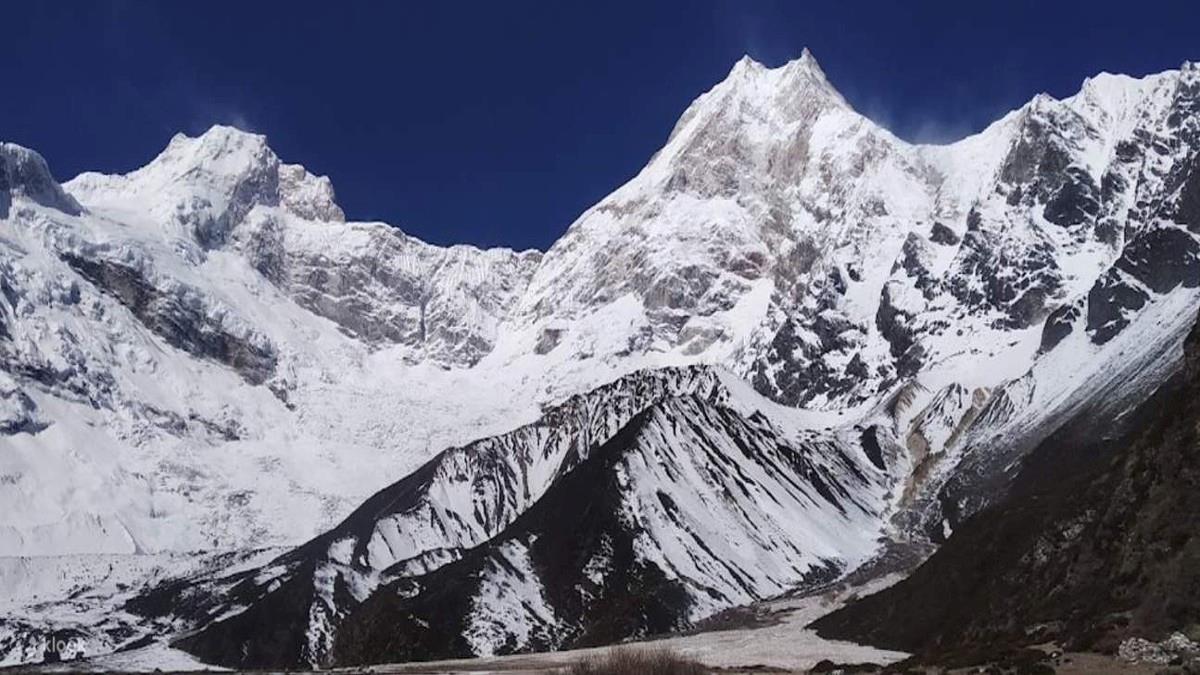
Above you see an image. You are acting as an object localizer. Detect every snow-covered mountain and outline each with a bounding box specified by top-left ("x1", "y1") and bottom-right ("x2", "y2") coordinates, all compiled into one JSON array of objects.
[
  {"x1": 1, "y1": 128, "x2": 551, "y2": 558},
  {"x1": 811, "y1": 312, "x2": 1200, "y2": 665},
  {"x1": 329, "y1": 392, "x2": 886, "y2": 666},
  {"x1": 2, "y1": 51, "x2": 1199, "y2": 668},
  {"x1": 165, "y1": 367, "x2": 892, "y2": 668}
]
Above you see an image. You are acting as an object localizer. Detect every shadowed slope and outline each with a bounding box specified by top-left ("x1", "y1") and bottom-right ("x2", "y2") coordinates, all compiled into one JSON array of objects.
[{"x1": 812, "y1": 314, "x2": 1200, "y2": 665}]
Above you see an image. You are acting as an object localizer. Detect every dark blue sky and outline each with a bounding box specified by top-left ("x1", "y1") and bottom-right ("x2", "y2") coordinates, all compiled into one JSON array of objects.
[{"x1": 5, "y1": 2, "x2": 1198, "y2": 250}]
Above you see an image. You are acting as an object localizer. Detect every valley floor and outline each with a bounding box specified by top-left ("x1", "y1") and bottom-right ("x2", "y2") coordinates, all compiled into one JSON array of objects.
[
  {"x1": 13, "y1": 573, "x2": 1168, "y2": 674},
  {"x1": 350, "y1": 578, "x2": 907, "y2": 674},
  {"x1": 23, "y1": 575, "x2": 907, "y2": 674}
]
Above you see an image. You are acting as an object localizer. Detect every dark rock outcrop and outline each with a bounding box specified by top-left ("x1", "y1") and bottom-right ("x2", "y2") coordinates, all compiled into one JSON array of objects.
[
  {"x1": 60, "y1": 253, "x2": 277, "y2": 385},
  {"x1": 0, "y1": 381, "x2": 47, "y2": 435},
  {"x1": 1179, "y1": 157, "x2": 1200, "y2": 231},
  {"x1": 1087, "y1": 226, "x2": 1200, "y2": 344},
  {"x1": 930, "y1": 221, "x2": 960, "y2": 246},
  {"x1": 1114, "y1": 227, "x2": 1200, "y2": 295},
  {"x1": 1039, "y1": 302, "x2": 1081, "y2": 353},
  {"x1": 812, "y1": 312, "x2": 1200, "y2": 666},
  {"x1": 330, "y1": 409, "x2": 691, "y2": 665},
  {"x1": 1043, "y1": 166, "x2": 1101, "y2": 227},
  {"x1": 754, "y1": 311, "x2": 865, "y2": 406}
]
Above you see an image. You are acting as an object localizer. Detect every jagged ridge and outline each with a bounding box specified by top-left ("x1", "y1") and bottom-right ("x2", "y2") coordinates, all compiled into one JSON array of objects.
[{"x1": 811, "y1": 312, "x2": 1200, "y2": 665}]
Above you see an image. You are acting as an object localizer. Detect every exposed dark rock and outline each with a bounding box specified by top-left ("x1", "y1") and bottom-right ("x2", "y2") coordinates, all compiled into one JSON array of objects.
[
  {"x1": 1180, "y1": 157, "x2": 1200, "y2": 231},
  {"x1": 895, "y1": 234, "x2": 939, "y2": 299},
  {"x1": 1007, "y1": 287, "x2": 1052, "y2": 330},
  {"x1": 1115, "y1": 140, "x2": 1141, "y2": 163},
  {"x1": 875, "y1": 284, "x2": 914, "y2": 361},
  {"x1": 1087, "y1": 226, "x2": 1200, "y2": 344},
  {"x1": 828, "y1": 266, "x2": 848, "y2": 295},
  {"x1": 809, "y1": 659, "x2": 885, "y2": 673},
  {"x1": 234, "y1": 214, "x2": 287, "y2": 283},
  {"x1": 0, "y1": 382, "x2": 48, "y2": 435},
  {"x1": 998, "y1": 111, "x2": 1073, "y2": 196},
  {"x1": 1095, "y1": 217, "x2": 1122, "y2": 246},
  {"x1": 1006, "y1": 184, "x2": 1024, "y2": 205},
  {"x1": 1043, "y1": 166, "x2": 1101, "y2": 227},
  {"x1": 1086, "y1": 269, "x2": 1149, "y2": 344},
  {"x1": 844, "y1": 353, "x2": 869, "y2": 380},
  {"x1": 812, "y1": 312, "x2": 1200, "y2": 666},
  {"x1": 1101, "y1": 168, "x2": 1129, "y2": 205},
  {"x1": 859, "y1": 426, "x2": 886, "y2": 471},
  {"x1": 0, "y1": 274, "x2": 13, "y2": 342},
  {"x1": 60, "y1": 252, "x2": 277, "y2": 385},
  {"x1": 0, "y1": 349, "x2": 118, "y2": 409},
  {"x1": 1180, "y1": 170, "x2": 1200, "y2": 234},
  {"x1": 534, "y1": 328, "x2": 565, "y2": 355},
  {"x1": 1039, "y1": 303, "x2": 1080, "y2": 353},
  {"x1": 169, "y1": 559, "x2": 320, "y2": 668},
  {"x1": 1114, "y1": 227, "x2": 1200, "y2": 294},
  {"x1": 754, "y1": 311, "x2": 864, "y2": 406},
  {"x1": 948, "y1": 217, "x2": 1061, "y2": 330},
  {"x1": 966, "y1": 208, "x2": 982, "y2": 232},
  {"x1": 873, "y1": 283, "x2": 926, "y2": 378},
  {"x1": 930, "y1": 222, "x2": 960, "y2": 246}
]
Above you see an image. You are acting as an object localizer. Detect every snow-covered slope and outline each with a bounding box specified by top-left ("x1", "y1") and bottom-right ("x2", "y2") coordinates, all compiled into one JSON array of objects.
[
  {"x1": 2, "y1": 52, "x2": 1200, "y2": 668},
  {"x1": 1, "y1": 128, "x2": 553, "y2": 557},
  {"x1": 170, "y1": 366, "x2": 893, "y2": 668},
  {"x1": 811, "y1": 311, "x2": 1200, "y2": 663},
  {"x1": 331, "y1": 394, "x2": 887, "y2": 665},
  {"x1": 174, "y1": 368, "x2": 741, "y2": 666}
]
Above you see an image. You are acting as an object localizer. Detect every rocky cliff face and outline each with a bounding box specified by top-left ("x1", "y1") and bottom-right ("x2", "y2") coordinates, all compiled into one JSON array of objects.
[
  {"x1": 330, "y1": 394, "x2": 881, "y2": 666},
  {"x1": 812, "y1": 311, "x2": 1200, "y2": 665}
]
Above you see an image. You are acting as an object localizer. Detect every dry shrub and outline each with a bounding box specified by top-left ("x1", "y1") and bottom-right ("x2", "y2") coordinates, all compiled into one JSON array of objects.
[{"x1": 564, "y1": 646, "x2": 708, "y2": 675}]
